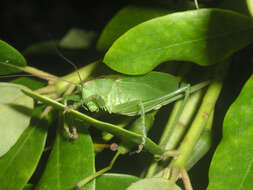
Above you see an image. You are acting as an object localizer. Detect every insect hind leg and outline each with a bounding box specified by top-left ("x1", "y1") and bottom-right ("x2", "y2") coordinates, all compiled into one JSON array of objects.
[
  {"x1": 136, "y1": 101, "x2": 146, "y2": 153},
  {"x1": 160, "y1": 83, "x2": 191, "y2": 149}
]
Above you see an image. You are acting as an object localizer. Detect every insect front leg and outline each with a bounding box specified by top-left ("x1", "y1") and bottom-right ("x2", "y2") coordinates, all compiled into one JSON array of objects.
[
  {"x1": 84, "y1": 94, "x2": 109, "y2": 112},
  {"x1": 63, "y1": 94, "x2": 83, "y2": 109},
  {"x1": 62, "y1": 94, "x2": 84, "y2": 139},
  {"x1": 64, "y1": 124, "x2": 78, "y2": 140}
]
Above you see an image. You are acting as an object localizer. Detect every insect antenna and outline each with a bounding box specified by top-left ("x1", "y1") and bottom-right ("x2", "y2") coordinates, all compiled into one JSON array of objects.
[
  {"x1": 0, "y1": 74, "x2": 34, "y2": 78},
  {"x1": 0, "y1": 73, "x2": 58, "y2": 83},
  {"x1": 54, "y1": 46, "x2": 83, "y2": 84}
]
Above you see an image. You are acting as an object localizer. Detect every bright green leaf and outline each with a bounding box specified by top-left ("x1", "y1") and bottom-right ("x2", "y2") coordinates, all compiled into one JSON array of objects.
[
  {"x1": 104, "y1": 8, "x2": 253, "y2": 75},
  {"x1": 0, "y1": 40, "x2": 26, "y2": 74},
  {"x1": 97, "y1": 6, "x2": 169, "y2": 51},
  {"x1": 126, "y1": 178, "x2": 181, "y2": 190},
  {"x1": 208, "y1": 74, "x2": 253, "y2": 190},
  {"x1": 35, "y1": 116, "x2": 95, "y2": 190},
  {"x1": 96, "y1": 173, "x2": 139, "y2": 190},
  {"x1": 0, "y1": 83, "x2": 34, "y2": 157},
  {"x1": 0, "y1": 106, "x2": 49, "y2": 190}
]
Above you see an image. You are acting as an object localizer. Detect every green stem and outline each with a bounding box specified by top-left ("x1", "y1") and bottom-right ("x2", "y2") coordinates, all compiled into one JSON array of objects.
[
  {"x1": 153, "y1": 109, "x2": 214, "y2": 177},
  {"x1": 22, "y1": 66, "x2": 58, "y2": 81},
  {"x1": 161, "y1": 90, "x2": 203, "y2": 150},
  {"x1": 146, "y1": 90, "x2": 203, "y2": 177},
  {"x1": 1, "y1": 60, "x2": 98, "y2": 100},
  {"x1": 167, "y1": 61, "x2": 229, "y2": 182},
  {"x1": 170, "y1": 76, "x2": 224, "y2": 170},
  {"x1": 185, "y1": 110, "x2": 213, "y2": 170},
  {"x1": 181, "y1": 169, "x2": 193, "y2": 190},
  {"x1": 194, "y1": 0, "x2": 199, "y2": 9},
  {"x1": 0, "y1": 61, "x2": 58, "y2": 80}
]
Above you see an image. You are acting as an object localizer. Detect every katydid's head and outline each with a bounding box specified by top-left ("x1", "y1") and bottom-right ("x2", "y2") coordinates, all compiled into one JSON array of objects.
[{"x1": 80, "y1": 83, "x2": 104, "y2": 112}]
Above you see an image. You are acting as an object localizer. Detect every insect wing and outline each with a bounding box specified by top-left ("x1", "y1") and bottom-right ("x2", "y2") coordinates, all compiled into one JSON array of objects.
[
  {"x1": 110, "y1": 72, "x2": 179, "y2": 115},
  {"x1": 111, "y1": 86, "x2": 187, "y2": 116}
]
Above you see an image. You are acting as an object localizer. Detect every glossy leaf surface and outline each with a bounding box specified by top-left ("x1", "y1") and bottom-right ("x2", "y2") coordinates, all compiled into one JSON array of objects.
[
  {"x1": 0, "y1": 83, "x2": 34, "y2": 156},
  {"x1": 36, "y1": 117, "x2": 95, "y2": 190},
  {"x1": 0, "y1": 106, "x2": 48, "y2": 190},
  {"x1": 0, "y1": 40, "x2": 26, "y2": 74},
  {"x1": 104, "y1": 8, "x2": 253, "y2": 74},
  {"x1": 96, "y1": 173, "x2": 139, "y2": 190},
  {"x1": 208, "y1": 74, "x2": 253, "y2": 190},
  {"x1": 97, "y1": 6, "x2": 169, "y2": 51},
  {"x1": 126, "y1": 178, "x2": 181, "y2": 190}
]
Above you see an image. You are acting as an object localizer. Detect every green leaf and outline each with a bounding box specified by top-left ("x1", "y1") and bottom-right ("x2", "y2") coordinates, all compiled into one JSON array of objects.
[
  {"x1": 0, "y1": 40, "x2": 27, "y2": 74},
  {"x1": 0, "y1": 106, "x2": 49, "y2": 190},
  {"x1": 126, "y1": 178, "x2": 182, "y2": 190},
  {"x1": 96, "y1": 173, "x2": 139, "y2": 190},
  {"x1": 11, "y1": 77, "x2": 46, "y2": 90},
  {"x1": 36, "y1": 115, "x2": 95, "y2": 190},
  {"x1": 0, "y1": 83, "x2": 34, "y2": 157},
  {"x1": 97, "y1": 6, "x2": 169, "y2": 51},
  {"x1": 104, "y1": 8, "x2": 253, "y2": 75},
  {"x1": 59, "y1": 28, "x2": 96, "y2": 49},
  {"x1": 207, "y1": 74, "x2": 253, "y2": 190}
]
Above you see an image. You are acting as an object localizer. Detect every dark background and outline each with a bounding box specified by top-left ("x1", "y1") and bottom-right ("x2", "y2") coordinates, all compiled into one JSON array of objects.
[
  {"x1": 0, "y1": 0, "x2": 125, "y2": 50},
  {"x1": 0, "y1": 0, "x2": 219, "y2": 76},
  {"x1": 0, "y1": 0, "x2": 219, "y2": 50}
]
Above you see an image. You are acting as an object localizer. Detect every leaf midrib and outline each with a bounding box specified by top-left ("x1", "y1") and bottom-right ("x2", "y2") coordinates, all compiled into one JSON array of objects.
[
  {"x1": 238, "y1": 155, "x2": 253, "y2": 189},
  {"x1": 124, "y1": 26, "x2": 253, "y2": 59}
]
